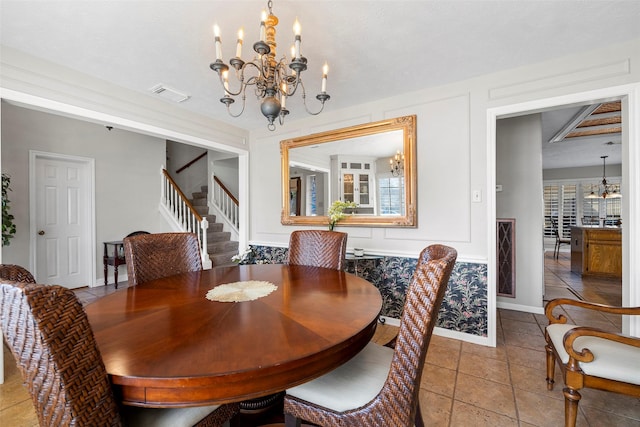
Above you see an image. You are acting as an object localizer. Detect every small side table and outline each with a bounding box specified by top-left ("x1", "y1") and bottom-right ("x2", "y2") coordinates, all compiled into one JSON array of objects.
[
  {"x1": 346, "y1": 253, "x2": 383, "y2": 277},
  {"x1": 103, "y1": 241, "x2": 125, "y2": 288}
]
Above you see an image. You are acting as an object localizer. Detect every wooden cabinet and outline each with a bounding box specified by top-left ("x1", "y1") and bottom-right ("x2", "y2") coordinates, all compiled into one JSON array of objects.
[
  {"x1": 570, "y1": 226, "x2": 622, "y2": 278},
  {"x1": 331, "y1": 156, "x2": 376, "y2": 214}
]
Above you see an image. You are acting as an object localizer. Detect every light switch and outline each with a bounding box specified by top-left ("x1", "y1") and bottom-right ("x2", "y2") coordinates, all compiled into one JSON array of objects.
[{"x1": 472, "y1": 190, "x2": 482, "y2": 203}]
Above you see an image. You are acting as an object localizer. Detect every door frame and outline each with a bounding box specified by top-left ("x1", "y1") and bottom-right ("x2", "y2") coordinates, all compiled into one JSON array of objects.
[
  {"x1": 29, "y1": 150, "x2": 96, "y2": 287},
  {"x1": 487, "y1": 82, "x2": 640, "y2": 336}
]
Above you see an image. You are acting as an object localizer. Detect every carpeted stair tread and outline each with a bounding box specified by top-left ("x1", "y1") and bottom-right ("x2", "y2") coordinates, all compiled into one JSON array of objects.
[
  {"x1": 208, "y1": 240, "x2": 239, "y2": 254},
  {"x1": 209, "y1": 250, "x2": 238, "y2": 267}
]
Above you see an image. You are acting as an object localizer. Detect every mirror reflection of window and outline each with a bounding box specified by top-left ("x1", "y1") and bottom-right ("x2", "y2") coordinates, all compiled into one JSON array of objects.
[
  {"x1": 307, "y1": 175, "x2": 317, "y2": 216},
  {"x1": 290, "y1": 177, "x2": 301, "y2": 216},
  {"x1": 378, "y1": 176, "x2": 405, "y2": 215}
]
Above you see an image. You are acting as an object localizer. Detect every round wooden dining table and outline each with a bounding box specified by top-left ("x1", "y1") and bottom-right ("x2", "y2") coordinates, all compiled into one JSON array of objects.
[{"x1": 85, "y1": 264, "x2": 382, "y2": 408}]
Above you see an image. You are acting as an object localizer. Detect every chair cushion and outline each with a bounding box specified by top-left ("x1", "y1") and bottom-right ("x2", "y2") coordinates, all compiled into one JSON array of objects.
[
  {"x1": 547, "y1": 323, "x2": 640, "y2": 385},
  {"x1": 286, "y1": 342, "x2": 394, "y2": 412},
  {"x1": 122, "y1": 404, "x2": 222, "y2": 427}
]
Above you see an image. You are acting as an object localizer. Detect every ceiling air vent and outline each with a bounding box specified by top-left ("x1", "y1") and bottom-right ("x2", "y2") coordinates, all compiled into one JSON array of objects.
[{"x1": 149, "y1": 84, "x2": 190, "y2": 103}]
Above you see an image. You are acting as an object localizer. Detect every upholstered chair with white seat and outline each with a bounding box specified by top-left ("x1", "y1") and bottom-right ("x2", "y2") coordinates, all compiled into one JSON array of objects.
[
  {"x1": 545, "y1": 298, "x2": 640, "y2": 427},
  {"x1": 283, "y1": 244, "x2": 457, "y2": 427}
]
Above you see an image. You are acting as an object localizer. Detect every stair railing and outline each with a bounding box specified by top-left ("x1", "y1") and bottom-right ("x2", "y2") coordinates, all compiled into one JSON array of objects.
[
  {"x1": 176, "y1": 151, "x2": 207, "y2": 174},
  {"x1": 213, "y1": 176, "x2": 239, "y2": 231},
  {"x1": 161, "y1": 168, "x2": 210, "y2": 267}
]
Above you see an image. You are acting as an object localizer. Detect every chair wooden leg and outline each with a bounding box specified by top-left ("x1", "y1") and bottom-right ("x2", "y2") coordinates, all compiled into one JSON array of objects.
[
  {"x1": 563, "y1": 387, "x2": 581, "y2": 427},
  {"x1": 545, "y1": 343, "x2": 556, "y2": 391},
  {"x1": 285, "y1": 413, "x2": 302, "y2": 427},
  {"x1": 415, "y1": 401, "x2": 425, "y2": 427}
]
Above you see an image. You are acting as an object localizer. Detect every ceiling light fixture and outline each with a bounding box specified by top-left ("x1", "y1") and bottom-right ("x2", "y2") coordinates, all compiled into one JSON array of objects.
[
  {"x1": 390, "y1": 151, "x2": 404, "y2": 177},
  {"x1": 595, "y1": 155, "x2": 621, "y2": 199},
  {"x1": 209, "y1": 0, "x2": 330, "y2": 131}
]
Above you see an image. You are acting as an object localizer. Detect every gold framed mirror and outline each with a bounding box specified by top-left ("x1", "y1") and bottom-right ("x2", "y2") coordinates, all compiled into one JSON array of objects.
[{"x1": 281, "y1": 115, "x2": 417, "y2": 227}]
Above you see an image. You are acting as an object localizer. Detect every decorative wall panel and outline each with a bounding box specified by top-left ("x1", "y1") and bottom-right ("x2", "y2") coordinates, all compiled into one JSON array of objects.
[{"x1": 497, "y1": 218, "x2": 516, "y2": 297}]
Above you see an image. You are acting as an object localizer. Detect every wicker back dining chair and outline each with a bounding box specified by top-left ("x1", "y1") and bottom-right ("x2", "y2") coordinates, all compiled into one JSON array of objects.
[
  {"x1": 0, "y1": 280, "x2": 238, "y2": 427},
  {"x1": 284, "y1": 244, "x2": 457, "y2": 427},
  {"x1": 124, "y1": 232, "x2": 203, "y2": 286},
  {"x1": 287, "y1": 230, "x2": 348, "y2": 271},
  {"x1": 0, "y1": 264, "x2": 36, "y2": 283}
]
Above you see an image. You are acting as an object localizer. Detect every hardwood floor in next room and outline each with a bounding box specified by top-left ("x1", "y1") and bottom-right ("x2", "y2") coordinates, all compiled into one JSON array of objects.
[{"x1": 544, "y1": 250, "x2": 622, "y2": 308}]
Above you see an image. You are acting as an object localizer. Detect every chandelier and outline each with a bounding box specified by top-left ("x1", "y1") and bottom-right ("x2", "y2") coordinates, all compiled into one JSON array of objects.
[
  {"x1": 209, "y1": 0, "x2": 330, "y2": 131},
  {"x1": 586, "y1": 155, "x2": 621, "y2": 199},
  {"x1": 390, "y1": 151, "x2": 404, "y2": 177}
]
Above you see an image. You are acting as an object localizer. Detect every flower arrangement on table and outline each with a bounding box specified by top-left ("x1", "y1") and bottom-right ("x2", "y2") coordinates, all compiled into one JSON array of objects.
[
  {"x1": 232, "y1": 247, "x2": 269, "y2": 265},
  {"x1": 232, "y1": 247, "x2": 255, "y2": 265},
  {"x1": 327, "y1": 200, "x2": 358, "y2": 231}
]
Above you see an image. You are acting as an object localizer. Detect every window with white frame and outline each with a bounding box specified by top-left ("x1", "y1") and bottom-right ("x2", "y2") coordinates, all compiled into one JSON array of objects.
[
  {"x1": 544, "y1": 183, "x2": 576, "y2": 239},
  {"x1": 544, "y1": 178, "x2": 622, "y2": 238}
]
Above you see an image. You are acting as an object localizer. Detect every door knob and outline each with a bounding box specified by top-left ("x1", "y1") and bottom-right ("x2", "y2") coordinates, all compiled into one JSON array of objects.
[{"x1": 38, "y1": 230, "x2": 45, "y2": 235}]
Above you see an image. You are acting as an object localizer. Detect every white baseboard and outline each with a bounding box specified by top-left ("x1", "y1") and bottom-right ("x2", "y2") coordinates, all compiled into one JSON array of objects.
[
  {"x1": 496, "y1": 301, "x2": 545, "y2": 314},
  {"x1": 378, "y1": 315, "x2": 494, "y2": 347}
]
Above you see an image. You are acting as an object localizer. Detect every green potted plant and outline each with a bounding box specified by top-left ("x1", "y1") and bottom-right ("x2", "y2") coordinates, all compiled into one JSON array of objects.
[{"x1": 2, "y1": 173, "x2": 16, "y2": 246}]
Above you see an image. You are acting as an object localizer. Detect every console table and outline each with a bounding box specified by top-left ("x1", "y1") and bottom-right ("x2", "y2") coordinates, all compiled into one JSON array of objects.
[
  {"x1": 346, "y1": 253, "x2": 383, "y2": 276},
  {"x1": 103, "y1": 240, "x2": 125, "y2": 287}
]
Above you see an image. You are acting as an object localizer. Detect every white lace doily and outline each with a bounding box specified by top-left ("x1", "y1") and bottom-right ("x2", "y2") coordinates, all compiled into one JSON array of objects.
[{"x1": 206, "y1": 280, "x2": 277, "y2": 302}]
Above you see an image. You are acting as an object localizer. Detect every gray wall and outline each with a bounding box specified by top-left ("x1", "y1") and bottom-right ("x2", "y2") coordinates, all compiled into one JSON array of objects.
[
  {"x1": 166, "y1": 140, "x2": 209, "y2": 197},
  {"x1": 1, "y1": 102, "x2": 169, "y2": 284},
  {"x1": 496, "y1": 114, "x2": 545, "y2": 308},
  {"x1": 212, "y1": 156, "x2": 239, "y2": 199},
  {"x1": 543, "y1": 164, "x2": 622, "y2": 181}
]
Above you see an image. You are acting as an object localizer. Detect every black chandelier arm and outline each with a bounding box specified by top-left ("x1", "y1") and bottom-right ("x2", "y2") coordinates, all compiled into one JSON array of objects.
[
  {"x1": 281, "y1": 73, "x2": 302, "y2": 97},
  {"x1": 298, "y1": 81, "x2": 330, "y2": 116},
  {"x1": 220, "y1": 62, "x2": 264, "y2": 98},
  {"x1": 220, "y1": 93, "x2": 247, "y2": 118}
]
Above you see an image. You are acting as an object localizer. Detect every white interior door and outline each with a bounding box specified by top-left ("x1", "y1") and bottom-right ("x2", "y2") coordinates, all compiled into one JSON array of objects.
[{"x1": 32, "y1": 153, "x2": 94, "y2": 288}]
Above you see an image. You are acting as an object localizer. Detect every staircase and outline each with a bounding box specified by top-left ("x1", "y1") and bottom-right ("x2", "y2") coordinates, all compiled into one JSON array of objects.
[{"x1": 191, "y1": 186, "x2": 239, "y2": 267}]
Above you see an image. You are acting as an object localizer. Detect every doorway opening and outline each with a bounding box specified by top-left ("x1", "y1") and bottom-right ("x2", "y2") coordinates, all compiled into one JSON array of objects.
[{"x1": 489, "y1": 84, "x2": 639, "y2": 337}]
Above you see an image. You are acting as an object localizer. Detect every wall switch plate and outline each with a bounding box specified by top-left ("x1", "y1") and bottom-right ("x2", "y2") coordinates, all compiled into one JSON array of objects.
[
  {"x1": 496, "y1": 184, "x2": 503, "y2": 192},
  {"x1": 472, "y1": 190, "x2": 482, "y2": 203}
]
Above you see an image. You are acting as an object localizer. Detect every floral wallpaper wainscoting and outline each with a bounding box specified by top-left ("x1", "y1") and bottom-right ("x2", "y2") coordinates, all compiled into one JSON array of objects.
[{"x1": 249, "y1": 245, "x2": 488, "y2": 337}]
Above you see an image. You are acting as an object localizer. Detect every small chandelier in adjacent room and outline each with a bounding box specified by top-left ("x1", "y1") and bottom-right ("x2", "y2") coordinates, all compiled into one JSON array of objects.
[
  {"x1": 209, "y1": 0, "x2": 330, "y2": 131},
  {"x1": 592, "y1": 155, "x2": 622, "y2": 199},
  {"x1": 390, "y1": 151, "x2": 404, "y2": 177}
]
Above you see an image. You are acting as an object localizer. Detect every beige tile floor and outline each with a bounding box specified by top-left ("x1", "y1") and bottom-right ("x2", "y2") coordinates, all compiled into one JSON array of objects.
[{"x1": 2, "y1": 254, "x2": 639, "y2": 426}]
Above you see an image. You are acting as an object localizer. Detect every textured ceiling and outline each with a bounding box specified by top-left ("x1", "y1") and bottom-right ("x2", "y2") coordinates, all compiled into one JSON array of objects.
[{"x1": 1, "y1": 1, "x2": 638, "y2": 167}]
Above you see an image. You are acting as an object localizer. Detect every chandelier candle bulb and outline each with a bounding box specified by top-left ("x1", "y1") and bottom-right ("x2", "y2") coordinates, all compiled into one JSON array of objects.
[
  {"x1": 213, "y1": 24, "x2": 222, "y2": 61},
  {"x1": 260, "y1": 10, "x2": 267, "y2": 42},
  {"x1": 293, "y1": 18, "x2": 301, "y2": 58},
  {"x1": 222, "y1": 70, "x2": 230, "y2": 94},
  {"x1": 321, "y1": 62, "x2": 328, "y2": 92},
  {"x1": 281, "y1": 83, "x2": 287, "y2": 108},
  {"x1": 236, "y1": 28, "x2": 243, "y2": 58}
]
